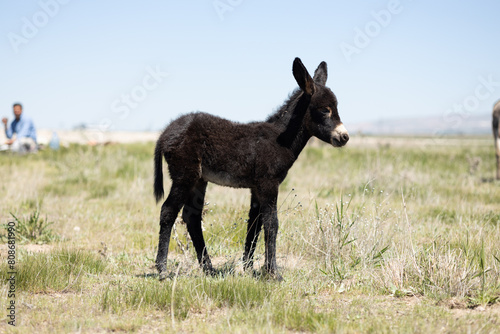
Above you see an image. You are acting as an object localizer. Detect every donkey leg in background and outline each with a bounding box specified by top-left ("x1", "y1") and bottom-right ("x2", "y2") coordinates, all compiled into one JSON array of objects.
[
  {"x1": 258, "y1": 187, "x2": 283, "y2": 281},
  {"x1": 493, "y1": 115, "x2": 500, "y2": 180},
  {"x1": 156, "y1": 183, "x2": 190, "y2": 279},
  {"x1": 493, "y1": 105, "x2": 500, "y2": 180},
  {"x1": 496, "y1": 136, "x2": 500, "y2": 180},
  {"x1": 182, "y1": 180, "x2": 215, "y2": 274},
  {"x1": 243, "y1": 191, "x2": 263, "y2": 271}
]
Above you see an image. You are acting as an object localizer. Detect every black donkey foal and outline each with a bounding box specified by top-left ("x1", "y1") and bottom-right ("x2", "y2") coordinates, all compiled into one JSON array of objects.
[{"x1": 154, "y1": 58, "x2": 349, "y2": 280}]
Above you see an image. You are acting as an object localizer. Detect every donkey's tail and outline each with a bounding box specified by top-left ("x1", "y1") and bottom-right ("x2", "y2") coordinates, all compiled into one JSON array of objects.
[{"x1": 154, "y1": 141, "x2": 164, "y2": 203}]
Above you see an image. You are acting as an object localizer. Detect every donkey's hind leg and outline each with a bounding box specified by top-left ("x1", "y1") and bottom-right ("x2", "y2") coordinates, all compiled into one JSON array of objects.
[
  {"x1": 182, "y1": 180, "x2": 214, "y2": 275},
  {"x1": 242, "y1": 191, "x2": 263, "y2": 271},
  {"x1": 156, "y1": 183, "x2": 190, "y2": 280}
]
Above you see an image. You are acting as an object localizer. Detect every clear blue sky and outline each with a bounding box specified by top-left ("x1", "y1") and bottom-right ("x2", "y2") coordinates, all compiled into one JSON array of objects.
[{"x1": 1, "y1": 0, "x2": 499, "y2": 131}]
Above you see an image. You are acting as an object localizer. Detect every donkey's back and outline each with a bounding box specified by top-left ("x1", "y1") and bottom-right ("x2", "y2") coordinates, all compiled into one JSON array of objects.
[
  {"x1": 155, "y1": 112, "x2": 288, "y2": 196},
  {"x1": 159, "y1": 112, "x2": 278, "y2": 154}
]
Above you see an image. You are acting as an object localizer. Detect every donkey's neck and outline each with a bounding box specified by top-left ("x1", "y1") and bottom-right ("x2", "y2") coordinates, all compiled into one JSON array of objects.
[
  {"x1": 275, "y1": 92, "x2": 312, "y2": 158},
  {"x1": 287, "y1": 124, "x2": 311, "y2": 159}
]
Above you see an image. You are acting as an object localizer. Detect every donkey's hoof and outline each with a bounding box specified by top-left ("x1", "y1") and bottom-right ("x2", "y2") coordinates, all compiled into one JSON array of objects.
[
  {"x1": 158, "y1": 272, "x2": 167, "y2": 281},
  {"x1": 270, "y1": 272, "x2": 284, "y2": 282},
  {"x1": 258, "y1": 269, "x2": 284, "y2": 282},
  {"x1": 242, "y1": 261, "x2": 254, "y2": 272},
  {"x1": 203, "y1": 266, "x2": 217, "y2": 277}
]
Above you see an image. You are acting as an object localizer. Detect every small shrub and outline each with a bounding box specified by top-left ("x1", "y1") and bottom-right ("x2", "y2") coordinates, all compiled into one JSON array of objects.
[
  {"x1": 1, "y1": 210, "x2": 58, "y2": 244},
  {"x1": 313, "y1": 196, "x2": 389, "y2": 283}
]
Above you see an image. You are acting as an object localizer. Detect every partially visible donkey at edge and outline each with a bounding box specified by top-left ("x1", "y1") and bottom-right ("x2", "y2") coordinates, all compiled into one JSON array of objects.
[
  {"x1": 153, "y1": 58, "x2": 349, "y2": 280},
  {"x1": 493, "y1": 100, "x2": 500, "y2": 180}
]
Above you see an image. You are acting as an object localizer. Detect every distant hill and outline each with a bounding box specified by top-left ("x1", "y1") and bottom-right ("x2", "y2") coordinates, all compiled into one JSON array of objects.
[{"x1": 348, "y1": 113, "x2": 492, "y2": 136}]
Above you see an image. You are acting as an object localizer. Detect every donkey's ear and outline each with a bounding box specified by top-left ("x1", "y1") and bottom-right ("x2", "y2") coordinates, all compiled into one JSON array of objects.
[
  {"x1": 292, "y1": 58, "x2": 315, "y2": 96},
  {"x1": 313, "y1": 61, "x2": 328, "y2": 86}
]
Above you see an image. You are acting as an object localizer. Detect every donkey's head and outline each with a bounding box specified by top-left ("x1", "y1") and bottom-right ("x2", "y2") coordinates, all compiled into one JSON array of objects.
[{"x1": 293, "y1": 58, "x2": 349, "y2": 147}]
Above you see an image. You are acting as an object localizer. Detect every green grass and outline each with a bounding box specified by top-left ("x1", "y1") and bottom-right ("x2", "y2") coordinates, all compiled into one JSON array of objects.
[
  {"x1": 0, "y1": 248, "x2": 106, "y2": 293},
  {"x1": 101, "y1": 275, "x2": 271, "y2": 318},
  {"x1": 1, "y1": 136, "x2": 500, "y2": 333}
]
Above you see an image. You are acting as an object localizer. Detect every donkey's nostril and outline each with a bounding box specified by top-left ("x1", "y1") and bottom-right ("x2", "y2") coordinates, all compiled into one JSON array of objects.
[{"x1": 341, "y1": 133, "x2": 349, "y2": 143}]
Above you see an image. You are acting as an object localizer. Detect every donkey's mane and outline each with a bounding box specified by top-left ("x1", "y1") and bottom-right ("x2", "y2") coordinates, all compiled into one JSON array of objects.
[{"x1": 265, "y1": 88, "x2": 302, "y2": 127}]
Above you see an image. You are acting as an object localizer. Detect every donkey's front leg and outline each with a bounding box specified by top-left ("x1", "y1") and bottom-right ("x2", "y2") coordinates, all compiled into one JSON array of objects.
[
  {"x1": 259, "y1": 188, "x2": 283, "y2": 281},
  {"x1": 243, "y1": 191, "x2": 262, "y2": 271}
]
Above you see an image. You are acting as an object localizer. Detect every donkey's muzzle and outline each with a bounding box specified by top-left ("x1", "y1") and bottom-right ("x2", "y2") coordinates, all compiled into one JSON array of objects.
[{"x1": 331, "y1": 123, "x2": 349, "y2": 147}]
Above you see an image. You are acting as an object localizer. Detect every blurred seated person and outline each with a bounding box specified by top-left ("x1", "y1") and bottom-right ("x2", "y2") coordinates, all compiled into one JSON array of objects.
[{"x1": 2, "y1": 103, "x2": 37, "y2": 153}]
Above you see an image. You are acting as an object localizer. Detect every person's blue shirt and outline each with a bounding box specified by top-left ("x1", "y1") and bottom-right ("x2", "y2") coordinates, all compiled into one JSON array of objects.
[{"x1": 5, "y1": 114, "x2": 37, "y2": 143}]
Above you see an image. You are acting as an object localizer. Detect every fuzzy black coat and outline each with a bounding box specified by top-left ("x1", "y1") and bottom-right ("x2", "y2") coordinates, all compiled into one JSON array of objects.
[{"x1": 154, "y1": 58, "x2": 349, "y2": 280}]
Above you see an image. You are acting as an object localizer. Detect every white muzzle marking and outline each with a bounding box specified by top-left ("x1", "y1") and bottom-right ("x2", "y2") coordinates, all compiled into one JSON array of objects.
[{"x1": 331, "y1": 123, "x2": 349, "y2": 145}]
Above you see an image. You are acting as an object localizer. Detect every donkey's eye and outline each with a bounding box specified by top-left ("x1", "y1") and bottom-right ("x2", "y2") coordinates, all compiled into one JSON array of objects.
[{"x1": 321, "y1": 107, "x2": 333, "y2": 117}]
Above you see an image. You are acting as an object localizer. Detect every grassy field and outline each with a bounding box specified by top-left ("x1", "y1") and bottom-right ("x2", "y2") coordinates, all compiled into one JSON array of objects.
[{"x1": 1, "y1": 135, "x2": 499, "y2": 333}]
